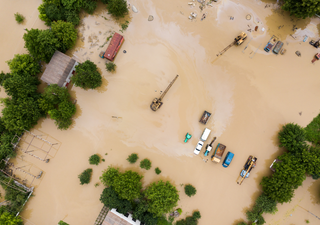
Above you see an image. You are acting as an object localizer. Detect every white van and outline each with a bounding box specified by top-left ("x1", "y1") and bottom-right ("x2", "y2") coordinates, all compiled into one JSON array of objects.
[{"x1": 200, "y1": 128, "x2": 211, "y2": 142}]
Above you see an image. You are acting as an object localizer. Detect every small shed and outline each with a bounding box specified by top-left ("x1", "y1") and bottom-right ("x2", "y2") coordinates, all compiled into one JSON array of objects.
[
  {"x1": 104, "y1": 33, "x2": 124, "y2": 61},
  {"x1": 41, "y1": 51, "x2": 77, "y2": 87}
]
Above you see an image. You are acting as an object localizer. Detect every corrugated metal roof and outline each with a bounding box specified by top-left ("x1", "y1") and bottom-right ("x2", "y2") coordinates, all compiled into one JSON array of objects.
[
  {"x1": 40, "y1": 51, "x2": 76, "y2": 87},
  {"x1": 104, "y1": 33, "x2": 124, "y2": 61}
]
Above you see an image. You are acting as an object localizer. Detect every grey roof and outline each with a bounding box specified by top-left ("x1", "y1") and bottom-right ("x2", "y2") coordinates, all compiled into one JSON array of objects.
[{"x1": 40, "y1": 51, "x2": 76, "y2": 87}]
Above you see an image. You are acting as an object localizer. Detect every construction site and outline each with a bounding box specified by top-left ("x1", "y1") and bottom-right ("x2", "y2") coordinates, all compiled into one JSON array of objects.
[{"x1": 1, "y1": 0, "x2": 320, "y2": 224}]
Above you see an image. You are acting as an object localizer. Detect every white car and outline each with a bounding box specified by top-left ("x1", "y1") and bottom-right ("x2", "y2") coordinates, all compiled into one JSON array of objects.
[{"x1": 194, "y1": 141, "x2": 204, "y2": 155}]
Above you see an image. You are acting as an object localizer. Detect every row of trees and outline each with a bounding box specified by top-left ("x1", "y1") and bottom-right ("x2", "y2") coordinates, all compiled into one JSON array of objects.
[
  {"x1": 239, "y1": 120, "x2": 320, "y2": 225},
  {"x1": 99, "y1": 166, "x2": 179, "y2": 225},
  {"x1": 282, "y1": 0, "x2": 320, "y2": 18}
]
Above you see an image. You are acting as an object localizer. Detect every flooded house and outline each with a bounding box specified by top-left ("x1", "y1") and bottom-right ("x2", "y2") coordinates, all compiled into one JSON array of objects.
[{"x1": 40, "y1": 51, "x2": 78, "y2": 88}]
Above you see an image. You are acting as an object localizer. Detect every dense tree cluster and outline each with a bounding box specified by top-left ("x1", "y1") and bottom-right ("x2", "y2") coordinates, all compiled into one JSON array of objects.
[
  {"x1": 175, "y1": 211, "x2": 201, "y2": 225},
  {"x1": 23, "y1": 20, "x2": 77, "y2": 63},
  {"x1": 39, "y1": 84, "x2": 76, "y2": 130},
  {"x1": 107, "y1": 0, "x2": 128, "y2": 18},
  {"x1": 38, "y1": 0, "x2": 99, "y2": 26},
  {"x1": 99, "y1": 167, "x2": 179, "y2": 225},
  {"x1": 282, "y1": 0, "x2": 320, "y2": 19}
]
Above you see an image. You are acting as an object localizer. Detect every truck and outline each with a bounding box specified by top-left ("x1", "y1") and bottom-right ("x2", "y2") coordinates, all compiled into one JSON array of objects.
[
  {"x1": 204, "y1": 137, "x2": 216, "y2": 156},
  {"x1": 272, "y1": 41, "x2": 283, "y2": 54},
  {"x1": 211, "y1": 143, "x2": 226, "y2": 163},
  {"x1": 237, "y1": 155, "x2": 257, "y2": 185},
  {"x1": 264, "y1": 35, "x2": 278, "y2": 52},
  {"x1": 200, "y1": 128, "x2": 211, "y2": 142},
  {"x1": 199, "y1": 111, "x2": 211, "y2": 125}
]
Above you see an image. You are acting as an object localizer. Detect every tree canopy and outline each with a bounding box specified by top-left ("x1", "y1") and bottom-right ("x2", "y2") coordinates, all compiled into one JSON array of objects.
[
  {"x1": 278, "y1": 123, "x2": 306, "y2": 154},
  {"x1": 51, "y1": 20, "x2": 77, "y2": 52},
  {"x1": 282, "y1": 0, "x2": 320, "y2": 19},
  {"x1": 144, "y1": 180, "x2": 179, "y2": 217},
  {"x1": 107, "y1": 0, "x2": 128, "y2": 18},
  {"x1": 72, "y1": 60, "x2": 102, "y2": 89},
  {"x1": 0, "y1": 212, "x2": 23, "y2": 225},
  {"x1": 6, "y1": 54, "x2": 40, "y2": 76},
  {"x1": 100, "y1": 186, "x2": 133, "y2": 214}
]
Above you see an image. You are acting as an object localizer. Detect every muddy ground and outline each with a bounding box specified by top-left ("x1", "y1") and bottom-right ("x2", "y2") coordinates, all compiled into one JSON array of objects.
[{"x1": 1, "y1": 0, "x2": 320, "y2": 224}]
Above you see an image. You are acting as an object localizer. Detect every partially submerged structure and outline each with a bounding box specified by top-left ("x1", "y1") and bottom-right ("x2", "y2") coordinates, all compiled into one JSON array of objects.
[
  {"x1": 102, "y1": 208, "x2": 142, "y2": 225},
  {"x1": 102, "y1": 32, "x2": 124, "y2": 61},
  {"x1": 41, "y1": 51, "x2": 78, "y2": 88}
]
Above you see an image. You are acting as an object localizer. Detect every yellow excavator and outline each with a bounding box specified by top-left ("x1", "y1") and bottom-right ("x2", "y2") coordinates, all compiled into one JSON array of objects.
[
  {"x1": 237, "y1": 155, "x2": 257, "y2": 185},
  {"x1": 217, "y1": 32, "x2": 247, "y2": 56},
  {"x1": 150, "y1": 75, "x2": 179, "y2": 111}
]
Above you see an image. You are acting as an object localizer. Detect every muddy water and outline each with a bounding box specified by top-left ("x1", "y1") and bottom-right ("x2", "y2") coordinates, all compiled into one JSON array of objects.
[{"x1": 1, "y1": 0, "x2": 320, "y2": 224}]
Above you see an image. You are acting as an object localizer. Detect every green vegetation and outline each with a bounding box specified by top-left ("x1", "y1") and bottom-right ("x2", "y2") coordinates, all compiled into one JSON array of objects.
[
  {"x1": 14, "y1": 13, "x2": 25, "y2": 24},
  {"x1": 306, "y1": 219, "x2": 310, "y2": 223},
  {"x1": 38, "y1": 0, "x2": 98, "y2": 26},
  {"x1": 107, "y1": 0, "x2": 128, "y2": 18},
  {"x1": 39, "y1": 84, "x2": 76, "y2": 130},
  {"x1": 72, "y1": 60, "x2": 102, "y2": 89},
  {"x1": 278, "y1": 123, "x2": 306, "y2": 154},
  {"x1": 0, "y1": 211, "x2": 23, "y2": 224},
  {"x1": 175, "y1": 211, "x2": 201, "y2": 225},
  {"x1": 89, "y1": 154, "x2": 101, "y2": 165},
  {"x1": 58, "y1": 221, "x2": 69, "y2": 225},
  {"x1": 127, "y1": 153, "x2": 138, "y2": 164},
  {"x1": 120, "y1": 21, "x2": 129, "y2": 32},
  {"x1": 102, "y1": 159, "x2": 105, "y2": 162},
  {"x1": 51, "y1": 20, "x2": 77, "y2": 52},
  {"x1": 106, "y1": 62, "x2": 116, "y2": 72},
  {"x1": 140, "y1": 158, "x2": 152, "y2": 170},
  {"x1": 78, "y1": 168, "x2": 93, "y2": 185},
  {"x1": 305, "y1": 114, "x2": 320, "y2": 145},
  {"x1": 282, "y1": 0, "x2": 320, "y2": 19},
  {"x1": 184, "y1": 184, "x2": 197, "y2": 197},
  {"x1": 100, "y1": 167, "x2": 179, "y2": 225},
  {"x1": 155, "y1": 167, "x2": 161, "y2": 175}
]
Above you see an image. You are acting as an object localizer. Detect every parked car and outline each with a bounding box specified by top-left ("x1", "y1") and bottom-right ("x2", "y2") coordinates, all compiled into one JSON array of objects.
[
  {"x1": 194, "y1": 141, "x2": 204, "y2": 155},
  {"x1": 222, "y1": 151, "x2": 234, "y2": 168},
  {"x1": 200, "y1": 128, "x2": 211, "y2": 142}
]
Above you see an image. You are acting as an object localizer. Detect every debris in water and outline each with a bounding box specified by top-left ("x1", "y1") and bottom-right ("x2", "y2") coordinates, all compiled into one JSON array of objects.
[
  {"x1": 299, "y1": 112, "x2": 302, "y2": 116},
  {"x1": 280, "y1": 49, "x2": 286, "y2": 55},
  {"x1": 303, "y1": 35, "x2": 308, "y2": 42},
  {"x1": 123, "y1": 50, "x2": 127, "y2": 53},
  {"x1": 255, "y1": 26, "x2": 258, "y2": 31},
  {"x1": 295, "y1": 51, "x2": 301, "y2": 57},
  {"x1": 132, "y1": 5, "x2": 138, "y2": 13},
  {"x1": 230, "y1": 16, "x2": 234, "y2": 20},
  {"x1": 95, "y1": 22, "x2": 100, "y2": 25},
  {"x1": 180, "y1": 11, "x2": 184, "y2": 15},
  {"x1": 246, "y1": 14, "x2": 251, "y2": 20},
  {"x1": 148, "y1": 15, "x2": 154, "y2": 21},
  {"x1": 290, "y1": 34, "x2": 296, "y2": 39},
  {"x1": 201, "y1": 13, "x2": 207, "y2": 21}
]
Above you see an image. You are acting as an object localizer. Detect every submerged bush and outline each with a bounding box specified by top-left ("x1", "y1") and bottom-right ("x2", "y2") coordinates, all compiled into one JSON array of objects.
[
  {"x1": 140, "y1": 159, "x2": 151, "y2": 170},
  {"x1": 127, "y1": 153, "x2": 138, "y2": 164},
  {"x1": 89, "y1": 154, "x2": 100, "y2": 165},
  {"x1": 78, "y1": 168, "x2": 92, "y2": 185},
  {"x1": 155, "y1": 167, "x2": 161, "y2": 175},
  {"x1": 14, "y1": 13, "x2": 24, "y2": 24},
  {"x1": 184, "y1": 184, "x2": 197, "y2": 197},
  {"x1": 106, "y1": 62, "x2": 116, "y2": 72}
]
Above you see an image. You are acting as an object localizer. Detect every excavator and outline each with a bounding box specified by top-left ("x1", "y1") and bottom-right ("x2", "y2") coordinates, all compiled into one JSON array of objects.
[
  {"x1": 237, "y1": 155, "x2": 257, "y2": 185},
  {"x1": 217, "y1": 32, "x2": 247, "y2": 56},
  {"x1": 150, "y1": 75, "x2": 179, "y2": 111}
]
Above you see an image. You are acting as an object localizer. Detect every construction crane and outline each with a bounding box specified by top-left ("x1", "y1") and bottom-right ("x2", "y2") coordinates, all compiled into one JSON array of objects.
[
  {"x1": 150, "y1": 75, "x2": 179, "y2": 111},
  {"x1": 237, "y1": 155, "x2": 257, "y2": 185},
  {"x1": 217, "y1": 32, "x2": 247, "y2": 56}
]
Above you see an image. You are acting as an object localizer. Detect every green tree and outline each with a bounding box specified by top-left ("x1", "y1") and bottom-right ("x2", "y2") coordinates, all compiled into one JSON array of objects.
[
  {"x1": 107, "y1": 0, "x2": 128, "y2": 18},
  {"x1": 254, "y1": 193, "x2": 278, "y2": 214},
  {"x1": 51, "y1": 20, "x2": 77, "y2": 52},
  {"x1": 127, "y1": 153, "x2": 138, "y2": 164},
  {"x1": 144, "y1": 180, "x2": 179, "y2": 217},
  {"x1": 300, "y1": 147, "x2": 320, "y2": 177},
  {"x1": 282, "y1": 0, "x2": 320, "y2": 19},
  {"x1": 261, "y1": 153, "x2": 306, "y2": 203},
  {"x1": 184, "y1": 184, "x2": 197, "y2": 197},
  {"x1": 100, "y1": 186, "x2": 133, "y2": 214},
  {"x1": 0, "y1": 211, "x2": 23, "y2": 225},
  {"x1": 140, "y1": 158, "x2": 152, "y2": 170},
  {"x1": 89, "y1": 154, "x2": 100, "y2": 165},
  {"x1": 3, "y1": 75, "x2": 40, "y2": 99},
  {"x1": 100, "y1": 166, "x2": 120, "y2": 186},
  {"x1": 7, "y1": 54, "x2": 40, "y2": 77},
  {"x1": 58, "y1": 221, "x2": 69, "y2": 225},
  {"x1": 1, "y1": 97, "x2": 43, "y2": 132},
  {"x1": 72, "y1": 60, "x2": 102, "y2": 89},
  {"x1": 14, "y1": 13, "x2": 25, "y2": 24},
  {"x1": 106, "y1": 62, "x2": 116, "y2": 72},
  {"x1": 278, "y1": 123, "x2": 306, "y2": 154},
  {"x1": 155, "y1": 167, "x2": 161, "y2": 175},
  {"x1": 78, "y1": 168, "x2": 92, "y2": 185},
  {"x1": 305, "y1": 113, "x2": 320, "y2": 145},
  {"x1": 112, "y1": 170, "x2": 143, "y2": 201},
  {"x1": 40, "y1": 84, "x2": 76, "y2": 130},
  {"x1": 23, "y1": 28, "x2": 60, "y2": 63}
]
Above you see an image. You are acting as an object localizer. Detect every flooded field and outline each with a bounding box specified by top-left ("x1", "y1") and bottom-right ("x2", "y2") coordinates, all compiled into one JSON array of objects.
[{"x1": 1, "y1": 0, "x2": 320, "y2": 224}]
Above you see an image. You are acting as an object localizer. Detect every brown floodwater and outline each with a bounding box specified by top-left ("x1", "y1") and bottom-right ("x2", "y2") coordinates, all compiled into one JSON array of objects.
[{"x1": 1, "y1": 0, "x2": 320, "y2": 224}]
